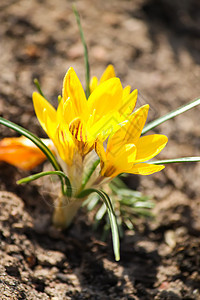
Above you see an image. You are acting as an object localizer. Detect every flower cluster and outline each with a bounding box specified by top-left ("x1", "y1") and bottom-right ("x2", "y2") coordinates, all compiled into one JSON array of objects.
[{"x1": 0, "y1": 65, "x2": 167, "y2": 197}]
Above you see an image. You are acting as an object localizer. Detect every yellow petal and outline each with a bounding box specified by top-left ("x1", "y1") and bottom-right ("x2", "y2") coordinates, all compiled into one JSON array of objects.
[
  {"x1": 96, "y1": 140, "x2": 137, "y2": 178},
  {"x1": 56, "y1": 97, "x2": 65, "y2": 123},
  {"x1": 88, "y1": 112, "x2": 123, "y2": 143},
  {"x1": 119, "y1": 89, "x2": 138, "y2": 118},
  {"x1": 99, "y1": 64, "x2": 116, "y2": 83},
  {"x1": 57, "y1": 97, "x2": 77, "y2": 126},
  {"x1": 95, "y1": 140, "x2": 109, "y2": 176},
  {"x1": 69, "y1": 117, "x2": 88, "y2": 143},
  {"x1": 88, "y1": 78, "x2": 123, "y2": 118},
  {"x1": 135, "y1": 134, "x2": 168, "y2": 163},
  {"x1": 89, "y1": 76, "x2": 98, "y2": 94},
  {"x1": 89, "y1": 65, "x2": 116, "y2": 94},
  {"x1": 123, "y1": 104, "x2": 149, "y2": 143},
  {"x1": 0, "y1": 137, "x2": 51, "y2": 170},
  {"x1": 101, "y1": 164, "x2": 119, "y2": 178},
  {"x1": 62, "y1": 67, "x2": 89, "y2": 121},
  {"x1": 122, "y1": 85, "x2": 131, "y2": 98},
  {"x1": 55, "y1": 124, "x2": 75, "y2": 165},
  {"x1": 95, "y1": 140, "x2": 107, "y2": 165},
  {"x1": 107, "y1": 143, "x2": 136, "y2": 163},
  {"x1": 69, "y1": 117, "x2": 93, "y2": 155},
  {"x1": 32, "y1": 92, "x2": 56, "y2": 134},
  {"x1": 107, "y1": 104, "x2": 149, "y2": 151},
  {"x1": 128, "y1": 163, "x2": 165, "y2": 175},
  {"x1": 107, "y1": 143, "x2": 137, "y2": 174}
]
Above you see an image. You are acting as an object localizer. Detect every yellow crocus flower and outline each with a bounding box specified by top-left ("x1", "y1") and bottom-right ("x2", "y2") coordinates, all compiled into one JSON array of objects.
[
  {"x1": 33, "y1": 67, "x2": 138, "y2": 162},
  {"x1": 0, "y1": 66, "x2": 166, "y2": 193},
  {"x1": 95, "y1": 105, "x2": 168, "y2": 178},
  {"x1": 0, "y1": 64, "x2": 168, "y2": 237},
  {"x1": 0, "y1": 66, "x2": 138, "y2": 193}
]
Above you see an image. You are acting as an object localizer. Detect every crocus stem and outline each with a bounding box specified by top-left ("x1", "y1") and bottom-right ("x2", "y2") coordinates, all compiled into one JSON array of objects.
[{"x1": 53, "y1": 195, "x2": 84, "y2": 229}]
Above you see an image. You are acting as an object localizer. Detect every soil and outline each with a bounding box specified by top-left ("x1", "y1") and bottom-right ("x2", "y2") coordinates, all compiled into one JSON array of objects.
[{"x1": 0, "y1": 0, "x2": 200, "y2": 299}]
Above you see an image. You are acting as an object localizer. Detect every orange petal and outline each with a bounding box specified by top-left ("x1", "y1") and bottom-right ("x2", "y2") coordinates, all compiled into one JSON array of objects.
[{"x1": 0, "y1": 137, "x2": 51, "y2": 170}]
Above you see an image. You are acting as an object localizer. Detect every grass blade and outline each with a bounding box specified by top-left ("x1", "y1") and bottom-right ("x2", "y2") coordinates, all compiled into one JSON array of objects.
[
  {"x1": 95, "y1": 203, "x2": 107, "y2": 221},
  {"x1": 73, "y1": 5, "x2": 90, "y2": 98},
  {"x1": 142, "y1": 97, "x2": 200, "y2": 134},
  {"x1": 81, "y1": 158, "x2": 100, "y2": 191},
  {"x1": 150, "y1": 157, "x2": 200, "y2": 165},
  {"x1": 17, "y1": 170, "x2": 72, "y2": 197},
  {"x1": 78, "y1": 188, "x2": 120, "y2": 261},
  {"x1": 33, "y1": 78, "x2": 45, "y2": 98}
]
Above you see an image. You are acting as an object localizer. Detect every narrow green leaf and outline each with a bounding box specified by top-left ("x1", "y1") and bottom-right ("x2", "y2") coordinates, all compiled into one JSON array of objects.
[
  {"x1": 124, "y1": 219, "x2": 134, "y2": 230},
  {"x1": 95, "y1": 203, "x2": 107, "y2": 221},
  {"x1": 110, "y1": 176, "x2": 128, "y2": 191},
  {"x1": 81, "y1": 159, "x2": 100, "y2": 191},
  {"x1": 150, "y1": 156, "x2": 200, "y2": 165},
  {"x1": 33, "y1": 78, "x2": 45, "y2": 98},
  {"x1": 83, "y1": 194, "x2": 100, "y2": 211},
  {"x1": 117, "y1": 188, "x2": 143, "y2": 199},
  {"x1": 142, "y1": 97, "x2": 200, "y2": 134},
  {"x1": 73, "y1": 5, "x2": 90, "y2": 99},
  {"x1": 77, "y1": 188, "x2": 120, "y2": 261},
  {"x1": 17, "y1": 170, "x2": 72, "y2": 197},
  {"x1": 134, "y1": 201, "x2": 154, "y2": 208}
]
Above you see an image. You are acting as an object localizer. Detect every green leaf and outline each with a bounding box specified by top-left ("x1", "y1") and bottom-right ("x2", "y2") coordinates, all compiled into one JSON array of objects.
[
  {"x1": 116, "y1": 188, "x2": 144, "y2": 199},
  {"x1": 17, "y1": 170, "x2": 72, "y2": 197},
  {"x1": 150, "y1": 156, "x2": 200, "y2": 165},
  {"x1": 78, "y1": 188, "x2": 120, "y2": 261},
  {"x1": 109, "y1": 176, "x2": 128, "y2": 191},
  {"x1": 83, "y1": 193, "x2": 100, "y2": 211},
  {"x1": 95, "y1": 203, "x2": 107, "y2": 221},
  {"x1": 81, "y1": 158, "x2": 100, "y2": 191},
  {"x1": 73, "y1": 5, "x2": 90, "y2": 99},
  {"x1": 33, "y1": 78, "x2": 45, "y2": 98},
  {"x1": 142, "y1": 97, "x2": 200, "y2": 134}
]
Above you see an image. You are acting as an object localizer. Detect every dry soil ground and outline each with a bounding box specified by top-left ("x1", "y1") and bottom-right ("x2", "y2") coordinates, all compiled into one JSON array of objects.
[{"x1": 0, "y1": 0, "x2": 200, "y2": 299}]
